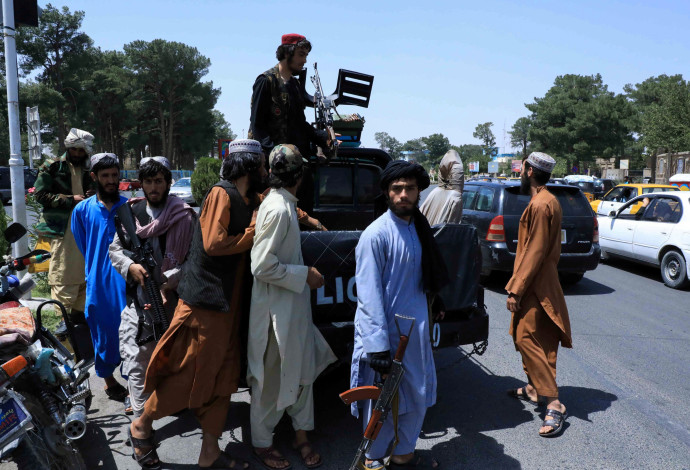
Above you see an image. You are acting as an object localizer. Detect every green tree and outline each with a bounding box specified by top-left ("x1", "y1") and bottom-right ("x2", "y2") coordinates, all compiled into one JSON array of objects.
[
  {"x1": 473, "y1": 122, "x2": 496, "y2": 155},
  {"x1": 191, "y1": 157, "x2": 221, "y2": 203},
  {"x1": 509, "y1": 117, "x2": 531, "y2": 158},
  {"x1": 526, "y1": 74, "x2": 633, "y2": 170},
  {"x1": 422, "y1": 133, "x2": 451, "y2": 165},
  {"x1": 374, "y1": 131, "x2": 403, "y2": 159},
  {"x1": 451, "y1": 143, "x2": 489, "y2": 173},
  {"x1": 638, "y1": 78, "x2": 690, "y2": 154},
  {"x1": 16, "y1": 4, "x2": 94, "y2": 151},
  {"x1": 124, "y1": 39, "x2": 219, "y2": 168},
  {"x1": 402, "y1": 138, "x2": 427, "y2": 163}
]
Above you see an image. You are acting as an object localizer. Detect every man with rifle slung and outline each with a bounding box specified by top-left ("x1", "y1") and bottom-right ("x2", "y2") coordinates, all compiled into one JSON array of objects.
[
  {"x1": 109, "y1": 157, "x2": 195, "y2": 422},
  {"x1": 349, "y1": 161, "x2": 448, "y2": 469}
]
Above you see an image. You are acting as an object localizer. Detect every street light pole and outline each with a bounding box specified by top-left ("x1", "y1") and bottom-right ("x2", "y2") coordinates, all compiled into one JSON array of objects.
[{"x1": 2, "y1": 0, "x2": 30, "y2": 258}]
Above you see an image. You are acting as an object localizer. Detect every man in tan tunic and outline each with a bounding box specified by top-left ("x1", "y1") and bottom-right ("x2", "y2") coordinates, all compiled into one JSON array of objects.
[{"x1": 505, "y1": 152, "x2": 571, "y2": 437}]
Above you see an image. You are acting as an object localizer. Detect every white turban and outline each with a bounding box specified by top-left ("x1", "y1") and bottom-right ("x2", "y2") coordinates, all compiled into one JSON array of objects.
[{"x1": 64, "y1": 128, "x2": 94, "y2": 155}]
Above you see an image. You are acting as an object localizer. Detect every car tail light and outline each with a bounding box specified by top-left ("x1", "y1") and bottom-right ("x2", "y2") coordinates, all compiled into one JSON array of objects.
[
  {"x1": 486, "y1": 215, "x2": 506, "y2": 242},
  {"x1": 593, "y1": 215, "x2": 599, "y2": 244}
]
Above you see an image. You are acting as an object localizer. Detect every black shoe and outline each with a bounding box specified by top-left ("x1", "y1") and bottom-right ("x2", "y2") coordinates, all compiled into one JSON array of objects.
[{"x1": 55, "y1": 320, "x2": 68, "y2": 341}]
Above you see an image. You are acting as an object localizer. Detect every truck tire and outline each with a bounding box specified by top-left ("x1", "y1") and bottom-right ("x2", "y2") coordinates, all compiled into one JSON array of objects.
[{"x1": 660, "y1": 250, "x2": 690, "y2": 289}]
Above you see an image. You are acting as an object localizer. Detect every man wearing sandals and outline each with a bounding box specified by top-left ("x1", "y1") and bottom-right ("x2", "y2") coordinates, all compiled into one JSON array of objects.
[
  {"x1": 128, "y1": 141, "x2": 268, "y2": 469},
  {"x1": 506, "y1": 152, "x2": 572, "y2": 437},
  {"x1": 248, "y1": 144, "x2": 336, "y2": 469},
  {"x1": 351, "y1": 161, "x2": 447, "y2": 469}
]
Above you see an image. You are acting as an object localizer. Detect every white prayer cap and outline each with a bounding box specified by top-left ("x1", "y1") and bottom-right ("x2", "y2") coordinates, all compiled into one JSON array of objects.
[
  {"x1": 227, "y1": 139, "x2": 263, "y2": 155},
  {"x1": 526, "y1": 152, "x2": 556, "y2": 173},
  {"x1": 140, "y1": 156, "x2": 171, "y2": 169},
  {"x1": 64, "y1": 128, "x2": 94, "y2": 155},
  {"x1": 90, "y1": 152, "x2": 119, "y2": 169}
]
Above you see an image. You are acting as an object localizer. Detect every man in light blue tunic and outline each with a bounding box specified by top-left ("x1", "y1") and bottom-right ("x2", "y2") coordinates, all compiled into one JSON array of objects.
[
  {"x1": 351, "y1": 161, "x2": 447, "y2": 469},
  {"x1": 71, "y1": 153, "x2": 129, "y2": 401}
]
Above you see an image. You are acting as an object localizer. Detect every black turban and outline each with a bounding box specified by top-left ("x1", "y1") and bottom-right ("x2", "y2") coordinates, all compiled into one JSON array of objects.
[{"x1": 379, "y1": 160, "x2": 431, "y2": 192}]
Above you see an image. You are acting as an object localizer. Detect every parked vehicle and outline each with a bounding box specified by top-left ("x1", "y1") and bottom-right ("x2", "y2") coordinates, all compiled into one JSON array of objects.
[
  {"x1": 591, "y1": 183, "x2": 679, "y2": 215},
  {"x1": 169, "y1": 177, "x2": 195, "y2": 205},
  {"x1": 118, "y1": 179, "x2": 142, "y2": 191},
  {"x1": 593, "y1": 178, "x2": 616, "y2": 199},
  {"x1": 0, "y1": 167, "x2": 38, "y2": 204},
  {"x1": 0, "y1": 223, "x2": 92, "y2": 469},
  {"x1": 460, "y1": 181, "x2": 600, "y2": 284},
  {"x1": 295, "y1": 148, "x2": 489, "y2": 362},
  {"x1": 598, "y1": 192, "x2": 690, "y2": 289},
  {"x1": 563, "y1": 175, "x2": 596, "y2": 202}
]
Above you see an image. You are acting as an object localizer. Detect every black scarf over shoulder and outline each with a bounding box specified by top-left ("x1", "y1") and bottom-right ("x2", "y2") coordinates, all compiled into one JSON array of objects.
[{"x1": 380, "y1": 161, "x2": 449, "y2": 294}]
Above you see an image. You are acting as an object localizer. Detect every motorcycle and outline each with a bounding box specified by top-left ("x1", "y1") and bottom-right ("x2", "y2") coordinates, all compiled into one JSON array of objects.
[{"x1": 0, "y1": 223, "x2": 92, "y2": 470}]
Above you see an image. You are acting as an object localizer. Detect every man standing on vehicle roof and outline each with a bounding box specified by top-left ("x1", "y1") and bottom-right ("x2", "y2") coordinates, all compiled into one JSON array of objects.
[
  {"x1": 34, "y1": 128, "x2": 95, "y2": 346},
  {"x1": 71, "y1": 153, "x2": 129, "y2": 403},
  {"x1": 505, "y1": 151, "x2": 572, "y2": 437},
  {"x1": 351, "y1": 160, "x2": 447, "y2": 469}
]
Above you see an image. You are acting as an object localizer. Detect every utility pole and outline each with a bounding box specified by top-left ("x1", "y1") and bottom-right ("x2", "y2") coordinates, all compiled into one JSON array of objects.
[{"x1": 2, "y1": 0, "x2": 30, "y2": 258}]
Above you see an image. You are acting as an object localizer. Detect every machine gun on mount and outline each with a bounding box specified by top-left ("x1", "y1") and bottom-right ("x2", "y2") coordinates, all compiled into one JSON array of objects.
[
  {"x1": 114, "y1": 204, "x2": 170, "y2": 345},
  {"x1": 299, "y1": 65, "x2": 374, "y2": 160}
]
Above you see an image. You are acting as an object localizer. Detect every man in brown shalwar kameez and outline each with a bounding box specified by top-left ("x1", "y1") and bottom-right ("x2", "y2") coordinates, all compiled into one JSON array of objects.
[
  {"x1": 505, "y1": 151, "x2": 571, "y2": 438},
  {"x1": 127, "y1": 140, "x2": 268, "y2": 469}
]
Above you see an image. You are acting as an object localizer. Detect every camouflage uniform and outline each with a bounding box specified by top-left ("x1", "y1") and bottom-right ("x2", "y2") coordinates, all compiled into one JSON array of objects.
[{"x1": 34, "y1": 153, "x2": 94, "y2": 314}]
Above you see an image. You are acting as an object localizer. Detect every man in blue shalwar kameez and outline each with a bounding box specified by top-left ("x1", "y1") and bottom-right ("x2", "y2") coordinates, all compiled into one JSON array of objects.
[
  {"x1": 351, "y1": 161, "x2": 448, "y2": 469},
  {"x1": 71, "y1": 153, "x2": 128, "y2": 401}
]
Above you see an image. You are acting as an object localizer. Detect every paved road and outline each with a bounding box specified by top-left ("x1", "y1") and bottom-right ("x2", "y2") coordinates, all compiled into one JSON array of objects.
[{"x1": 29, "y1": 255, "x2": 682, "y2": 470}]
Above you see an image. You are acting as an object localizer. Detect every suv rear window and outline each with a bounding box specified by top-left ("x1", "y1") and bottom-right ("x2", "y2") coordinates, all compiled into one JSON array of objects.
[{"x1": 503, "y1": 186, "x2": 593, "y2": 217}]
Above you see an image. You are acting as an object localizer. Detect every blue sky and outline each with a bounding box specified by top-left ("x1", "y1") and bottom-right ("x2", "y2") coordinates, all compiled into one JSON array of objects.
[{"x1": 44, "y1": 0, "x2": 690, "y2": 152}]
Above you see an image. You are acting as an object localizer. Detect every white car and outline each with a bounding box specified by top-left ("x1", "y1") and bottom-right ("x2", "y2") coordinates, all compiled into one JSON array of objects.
[
  {"x1": 597, "y1": 192, "x2": 690, "y2": 289},
  {"x1": 169, "y1": 177, "x2": 195, "y2": 205}
]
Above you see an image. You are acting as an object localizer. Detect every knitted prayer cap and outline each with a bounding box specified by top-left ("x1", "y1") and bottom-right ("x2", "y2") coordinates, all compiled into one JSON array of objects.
[
  {"x1": 140, "y1": 156, "x2": 171, "y2": 169},
  {"x1": 227, "y1": 139, "x2": 263, "y2": 155},
  {"x1": 525, "y1": 152, "x2": 556, "y2": 173},
  {"x1": 90, "y1": 152, "x2": 119, "y2": 168}
]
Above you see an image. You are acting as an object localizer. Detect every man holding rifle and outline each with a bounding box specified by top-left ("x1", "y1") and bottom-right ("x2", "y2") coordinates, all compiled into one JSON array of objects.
[
  {"x1": 350, "y1": 161, "x2": 446, "y2": 469},
  {"x1": 109, "y1": 156, "x2": 195, "y2": 420}
]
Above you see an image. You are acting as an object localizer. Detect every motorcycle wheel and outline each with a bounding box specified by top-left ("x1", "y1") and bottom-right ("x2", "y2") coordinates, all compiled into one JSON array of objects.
[{"x1": 14, "y1": 395, "x2": 87, "y2": 470}]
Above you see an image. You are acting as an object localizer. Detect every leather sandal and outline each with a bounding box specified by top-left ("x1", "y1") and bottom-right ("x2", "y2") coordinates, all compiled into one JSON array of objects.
[
  {"x1": 128, "y1": 427, "x2": 161, "y2": 469},
  {"x1": 253, "y1": 446, "x2": 292, "y2": 470},
  {"x1": 539, "y1": 408, "x2": 568, "y2": 437},
  {"x1": 293, "y1": 441, "x2": 322, "y2": 469},
  {"x1": 200, "y1": 450, "x2": 250, "y2": 469},
  {"x1": 507, "y1": 387, "x2": 539, "y2": 405}
]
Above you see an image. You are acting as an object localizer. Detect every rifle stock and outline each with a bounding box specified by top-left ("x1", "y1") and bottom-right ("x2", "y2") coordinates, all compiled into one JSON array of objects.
[{"x1": 339, "y1": 385, "x2": 381, "y2": 405}]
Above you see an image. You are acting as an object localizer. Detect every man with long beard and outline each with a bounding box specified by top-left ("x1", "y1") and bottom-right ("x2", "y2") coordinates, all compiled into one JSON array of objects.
[
  {"x1": 109, "y1": 157, "x2": 195, "y2": 423},
  {"x1": 34, "y1": 128, "x2": 95, "y2": 350},
  {"x1": 248, "y1": 144, "x2": 335, "y2": 470},
  {"x1": 351, "y1": 160, "x2": 447, "y2": 469},
  {"x1": 505, "y1": 152, "x2": 571, "y2": 437},
  {"x1": 71, "y1": 153, "x2": 129, "y2": 402},
  {"x1": 129, "y1": 140, "x2": 268, "y2": 470}
]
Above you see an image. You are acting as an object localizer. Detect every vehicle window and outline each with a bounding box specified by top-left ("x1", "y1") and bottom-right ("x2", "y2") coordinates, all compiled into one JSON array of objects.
[
  {"x1": 318, "y1": 166, "x2": 353, "y2": 205},
  {"x1": 0, "y1": 169, "x2": 10, "y2": 187},
  {"x1": 356, "y1": 166, "x2": 378, "y2": 204},
  {"x1": 616, "y1": 198, "x2": 644, "y2": 219},
  {"x1": 475, "y1": 187, "x2": 494, "y2": 212},
  {"x1": 173, "y1": 179, "x2": 191, "y2": 187},
  {"x1": 629, "y1": 188, "x2": 638, "y2": 198},
  {"x1": 642, "y1": 197, "x2": 681, "y2": 223},
  {"x1": 503, "y1": 187, "x2": 592, "y2": 217},
  {"x1": 462, "y1": 186, "x2": 478, "y2": 210},
  {"x1": 604, "y1": 187, "x2": 624, "y2": 201},
  {"x1": 642, "y1": 187, "x2": 679, "y2": 193}
]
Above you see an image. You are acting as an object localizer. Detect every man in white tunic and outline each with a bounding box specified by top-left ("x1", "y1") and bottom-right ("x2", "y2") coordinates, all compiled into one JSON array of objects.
[{"x1": 248, "y1": 144, "x2": 337, "y2": 470}]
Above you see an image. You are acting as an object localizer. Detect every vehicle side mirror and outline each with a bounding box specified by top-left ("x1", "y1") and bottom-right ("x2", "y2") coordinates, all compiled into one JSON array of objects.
[
  {"x1": 608, "y1": 210, "x2": 617, "y2": 218},
  {"x1": 4, "y1": 223, "x2": 27, "y2": 244}
]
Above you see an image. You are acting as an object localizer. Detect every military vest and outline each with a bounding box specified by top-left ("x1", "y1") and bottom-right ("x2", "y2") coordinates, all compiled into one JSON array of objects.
[
  {"x1": 248, "y1": 66, "x2": 305, "y2": 148},
  {"x1": 177, "y1": 181, "x2": 257, "y2": 312}
]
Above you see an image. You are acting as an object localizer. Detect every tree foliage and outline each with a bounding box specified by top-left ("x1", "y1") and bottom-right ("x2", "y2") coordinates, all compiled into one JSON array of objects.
[
  {"x1": 191, "y1": 157, "x2": 221, "y2": 203},
  {"x1": 374, "y1": 131, "x2": 402, "y2": 160},
  {"x1": 473, "y1": 122, "x2": 496, "y2": 152},
  {"x1": 422, "y1": 133, "x2": 451, "y2": 164},
  {"x1": 7, "y1": 5, "x2": 231, "y2": 169},
  {"x1": 509, "y1": 117, "x2": 531, "y2": 158},
  {"x1": 526, "y1": 74, "x2": 633, "y2": 168}
]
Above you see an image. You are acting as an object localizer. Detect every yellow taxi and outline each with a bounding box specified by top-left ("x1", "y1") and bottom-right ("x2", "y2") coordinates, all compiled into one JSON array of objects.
[{"x1": 591, "y1": 184, "x2": 679, "y2": 215}]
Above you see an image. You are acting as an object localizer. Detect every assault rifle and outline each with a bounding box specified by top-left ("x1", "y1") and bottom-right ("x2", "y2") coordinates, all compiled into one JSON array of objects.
[
  {"x1": 310, "y1": 62, "x2": 338, "y2": 159},
  {"x1": 339, "y1": 315, "x2": 415, "y2": 470},
  {"x1": 115, "y1": 204, "x2": 169, "y2": 345}
]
